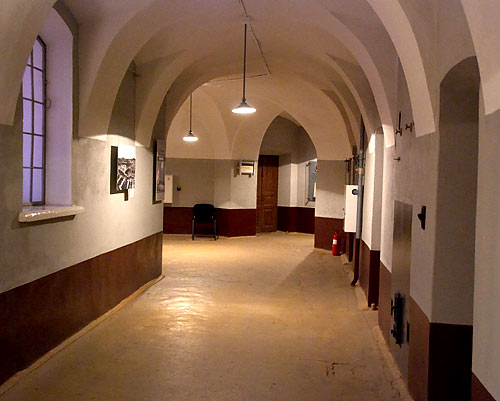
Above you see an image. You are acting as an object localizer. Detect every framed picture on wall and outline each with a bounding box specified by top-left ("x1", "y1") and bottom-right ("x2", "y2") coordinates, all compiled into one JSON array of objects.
[
  {"x1": 154, "y1": 140, "x2": 166, "y2": 202},
  {"x1": 307, "y1": 160, "x2": 318, "y2": 201},
  {"x1": 116, "y1": 145, "x2": 136, "y2": 191}
]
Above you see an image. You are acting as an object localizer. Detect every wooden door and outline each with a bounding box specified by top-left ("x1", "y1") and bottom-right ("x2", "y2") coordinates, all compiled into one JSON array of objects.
[{"x1": 256, "y1": 155, "x2": 279, "y2": 232}]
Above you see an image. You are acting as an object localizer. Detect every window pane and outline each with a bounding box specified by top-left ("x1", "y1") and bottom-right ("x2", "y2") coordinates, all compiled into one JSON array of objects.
[
  {"x1": 33, "y1": 69, "x2": 43, "y2": 102},
  {"x1": 32, "y1": 169, "x2": 43, "y2": 203},
  {"x1": 34, "y1": 102, "x2": 44, "y2": 135},
  {"x1": 33, "y1": 40, "x2": 43, "y2": 69},
  {"x1": 23, "y1": 134, "x2": 32, "y2": 168},
  {"x1": 33, "y1": 136, "x2": 43, "y2": 168},
  {"x1": 23, "y1": 100, "x2": 33, "y2": 133},
  {"x1": 23, "y1": 168, "x2": 31, "y2": 204},
  {"x1": 27, "y1": 53, "x2": 32, "y2": 66},
  {"x1": 22, "y1": 67, "x2": 32, "y2": 99}
]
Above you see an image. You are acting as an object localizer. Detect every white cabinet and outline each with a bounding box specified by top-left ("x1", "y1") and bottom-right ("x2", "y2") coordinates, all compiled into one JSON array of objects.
[
  {"x1": 344, "y1": 185, "x2": 358, "y2": 233},
  {"x1": 164, "y1": 174, "x2": 173, "y2": 204}
]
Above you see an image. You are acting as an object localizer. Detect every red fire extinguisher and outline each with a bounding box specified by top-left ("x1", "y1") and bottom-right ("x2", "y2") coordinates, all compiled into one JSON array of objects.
[{"x1": 332, "y1": 232, "x2": 340, "y2": 256}]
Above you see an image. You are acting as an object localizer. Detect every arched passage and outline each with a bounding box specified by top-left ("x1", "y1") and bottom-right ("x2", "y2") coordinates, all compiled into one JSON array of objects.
[{"x1": 412, "y1": 56, "x2": 480, "y2": 400}]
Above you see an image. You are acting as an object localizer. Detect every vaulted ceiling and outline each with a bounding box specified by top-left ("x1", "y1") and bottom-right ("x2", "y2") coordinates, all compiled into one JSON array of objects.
[{"x1": 2, "y1": 0, "x2": 495, "y2": 160}]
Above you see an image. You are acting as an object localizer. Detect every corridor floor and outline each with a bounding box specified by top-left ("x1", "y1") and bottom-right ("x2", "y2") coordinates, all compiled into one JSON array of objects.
[{"x1": 0, "y1": 232, "x2": 411, "y2": 401}]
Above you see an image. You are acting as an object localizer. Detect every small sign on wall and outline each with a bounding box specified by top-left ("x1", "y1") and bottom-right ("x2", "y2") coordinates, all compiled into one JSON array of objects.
[{"x1": 239, "y1": 160, "x2": 255, "y2": 176}]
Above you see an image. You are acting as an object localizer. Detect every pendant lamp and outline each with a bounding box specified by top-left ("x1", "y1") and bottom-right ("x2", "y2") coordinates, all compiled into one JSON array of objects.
[
  {"x1": 232, "y1": 24, "x2": 256, "y2": 114},
  {"x1": 183, "y1": 94, "x2": 198, "y2": 142}
]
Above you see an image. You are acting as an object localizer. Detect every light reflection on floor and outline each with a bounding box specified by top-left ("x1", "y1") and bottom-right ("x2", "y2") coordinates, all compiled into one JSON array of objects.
[{"x1": 0, "y1": 232, "x2": 411, "y2": 401}]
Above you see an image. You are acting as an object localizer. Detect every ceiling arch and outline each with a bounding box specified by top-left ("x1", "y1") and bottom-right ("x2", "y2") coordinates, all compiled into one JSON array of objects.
[
  {"x1": 366, "y1": 0, "x2": 436, "y2": 137},
  {"x1": 0, "y1": 0, "x2": 56, "y2": 125},
  {"x1": 165, "y1": 74, "x2": 352, "y2": 161},
  {"x1": 460, "y1": 0, "x2": 500, "y2": 116},
  {"x1": 166, "y1": 87, "x2": 230, "y2": 159}
]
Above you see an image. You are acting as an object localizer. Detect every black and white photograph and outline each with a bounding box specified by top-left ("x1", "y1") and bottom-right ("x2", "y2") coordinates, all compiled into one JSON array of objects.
[
  {"x1": 154, "y1": 140, "x2": 166, "y2": 202},
  {"x1": 116, "y1": 145, "x2": 136, "y2": 191}
]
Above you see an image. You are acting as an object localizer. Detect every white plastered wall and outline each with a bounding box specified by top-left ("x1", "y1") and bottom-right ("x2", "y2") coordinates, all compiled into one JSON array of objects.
[
  {"x1": 361, "y1": 132, "x2": 384, "y2": 250},
  {"x1": 0, "y1": 68, "x2": 163, "y2": 294},
  {"x1": 315, "y1": 160, "x2": 345, "y2": 219},
  {"x1": 472, "y1": 99, "x2": 500, "y2": 400},
  {"x1": 40, "y1": 8, "x2": 73, "y2": 206},
  {"x1": 165, "y1": 158, "x2": 257, "y2": 210},
  {"x1": 379, "y1": 62, "x2": 439, "y2": 321},
  {"x1": 260, "y1": 117, "x2": 317, "y2": 209}
]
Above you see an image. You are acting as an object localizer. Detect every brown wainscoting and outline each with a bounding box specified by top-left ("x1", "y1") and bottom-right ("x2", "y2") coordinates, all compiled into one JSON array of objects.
[
  {"x1": 427, "y1": 323, "x2": 473, "y2": 401},
  {"x1": 0, "y1": 232, "x2": 163, "y2": 386},
  {"x1": 163, "y1": 206, "x2": 256, "y2": 237},
  {"x1": 216, "y1": 209, "x2": 256, "y2": 237},
  {"x1": 471, "y1": 373, "x2": 496, "y2": 401},
  {"x1": 408, "y1": 297, "x2": 474, "y2": 401},
  {"x1": 408, "y1": 297, "x2": 431, "y2": 401},
  {"x1": 314, "y1": 217, "x2": 344, "y2": 251},
  {"x1": 378, "y1": 262, "x2": 392, "y2": 344},
  {"x1": 277, "y1": 206, "x2": 315, "y2": 234},
  {"x1": 163, "y1": 206, "x2": 193, "y2": 234},
  {"x1": 359, "y1": 240, "x2": 381, "y2": 307}
]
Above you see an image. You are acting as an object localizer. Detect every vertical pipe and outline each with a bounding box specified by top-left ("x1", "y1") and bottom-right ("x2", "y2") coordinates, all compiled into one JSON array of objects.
[{"x1": 351, "y1": 120, "x2": 366, "y2": 286}]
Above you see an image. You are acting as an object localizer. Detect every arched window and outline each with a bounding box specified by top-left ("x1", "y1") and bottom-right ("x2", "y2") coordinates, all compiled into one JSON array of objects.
[
  {"x1": 22, "y1": 37, "x2": 47, "y2": 205},
  {"x1": 19, "y1": 7, "x2": 75, "y2": 217}
]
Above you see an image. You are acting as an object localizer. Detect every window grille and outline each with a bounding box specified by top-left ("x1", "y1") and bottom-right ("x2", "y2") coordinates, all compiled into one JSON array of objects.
[{"x1": 22, "y1": 37, "x2": 46, "y2": 205}]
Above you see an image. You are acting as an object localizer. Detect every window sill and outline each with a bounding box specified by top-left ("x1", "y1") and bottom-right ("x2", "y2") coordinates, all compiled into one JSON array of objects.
[{"x1": 18, "y1": 205, "x2": 85, "y2": 223}]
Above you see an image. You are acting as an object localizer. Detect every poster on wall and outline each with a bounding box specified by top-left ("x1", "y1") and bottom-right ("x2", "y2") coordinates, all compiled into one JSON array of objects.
[
  {"x1": 154, "y1": 140, "x2": 166, "y2": 202},
  {"x1": 116, "y1": 145, "x2": 136, "y2": 191},
  {"x1": 307, "y1": 160, "x2": 318, "y2": 202}
]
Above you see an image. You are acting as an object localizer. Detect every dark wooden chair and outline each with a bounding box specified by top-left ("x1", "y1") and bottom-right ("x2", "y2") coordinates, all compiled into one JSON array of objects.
[{"x1": 192, "y1": 204, "x2": 217, "y2": 240}]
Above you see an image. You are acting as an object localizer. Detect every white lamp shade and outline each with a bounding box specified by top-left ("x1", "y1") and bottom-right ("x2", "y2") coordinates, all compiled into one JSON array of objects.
[
  {"x1": 183, "y1": 130, "x2": 199, "y2": 142},
  {"x1": 232, "y1": 99, "x2": 256, "y2": 114}
]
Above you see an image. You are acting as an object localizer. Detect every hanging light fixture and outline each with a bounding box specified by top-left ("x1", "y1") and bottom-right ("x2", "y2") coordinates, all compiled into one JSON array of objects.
[
  {"x1": 183, "y1": 94, "x2": 198, "y2": 142},
  {"x1": 232, "y1": 24, "x2": 256, "y2": 114}
]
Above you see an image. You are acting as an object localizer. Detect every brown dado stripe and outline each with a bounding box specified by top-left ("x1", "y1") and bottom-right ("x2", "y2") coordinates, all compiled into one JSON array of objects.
[
  {"x1": 163, "y1": 206, "x2": 256, "y2": 237},
  {"x1": 378, "y1": 262, "x2": 391, "y2": 344},
  {"x1": 408, "y1": 296, "x2": 473, "y2": 401},
  {"x1": 216, "y1": 209, "x2": 256, "y2": 237},
  {"x1": 359, "y1": 240, "x2": 380, "y2": 307},
  {"x1": 314, "y1": 217, "x2": 344, "y2": 251},
  {"x1": 408, "y1": 296, "x2": 430, "y2": 401},
  {"x1": 163, "y1": 206, "x2": 193, "y2": 234},
  {"x1": 277, "y1": 206, "x2": 315, "y2": 234},
  {"x1": 471, "y1": 373, "x2": 497, "y2": 401},
  {"x1": 0, "y1": 232, "x2": 163, "y2": 385}
]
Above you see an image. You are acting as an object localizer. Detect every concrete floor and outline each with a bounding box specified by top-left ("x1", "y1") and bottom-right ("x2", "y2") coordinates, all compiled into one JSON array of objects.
[{"x1": 0, "y1": 232, "x2": 411, "y2": 401}]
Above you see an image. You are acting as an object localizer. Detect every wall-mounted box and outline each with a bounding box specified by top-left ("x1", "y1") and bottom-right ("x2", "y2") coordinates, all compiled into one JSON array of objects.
[
  {"x1": 344, "y1": 184, "x2": 358, "y2": 233},
  {"x1": 164, "y1": 174, "x2": 173, "y2": 204},
  {"x1": 239, "y1": 160, "x2": 255, "y2": 176}
]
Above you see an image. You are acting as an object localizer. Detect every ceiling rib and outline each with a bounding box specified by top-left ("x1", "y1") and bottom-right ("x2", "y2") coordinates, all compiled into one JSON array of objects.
[{"x1": 238, "y1": 0, "x2": 272, "y2": 75}]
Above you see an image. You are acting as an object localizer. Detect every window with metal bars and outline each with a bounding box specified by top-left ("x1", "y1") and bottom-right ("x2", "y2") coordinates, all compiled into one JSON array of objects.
[{"x1": 22, "y1": 37, "x2": 46, "y2": 205}]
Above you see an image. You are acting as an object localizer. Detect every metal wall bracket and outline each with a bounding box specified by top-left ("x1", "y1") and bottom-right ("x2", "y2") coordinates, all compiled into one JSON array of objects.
[{"x1": 417, "y1": 206, "x2": 426, "y2": 230}]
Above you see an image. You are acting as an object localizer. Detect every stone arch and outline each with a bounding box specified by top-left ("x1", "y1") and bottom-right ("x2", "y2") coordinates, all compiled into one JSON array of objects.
[
  {"x1": 166, "y1": 86, "x2": 231, "y2": 160},
  {"x1": 77, "y1": 0, "x2": 166, "y2": 139},
  {"x1": 366, "y1": 0, "x2": 436, "y2": 137},
  {"x1": 460, "y1": 0, "x2": 500, "y2": 115},
  {"x1": 0, "y1": 0, "x2": 56, "y2": 125}
]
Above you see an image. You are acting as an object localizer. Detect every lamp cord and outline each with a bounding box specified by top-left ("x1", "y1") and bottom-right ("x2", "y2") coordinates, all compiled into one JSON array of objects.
[
  {"x1": 189, "y1": 94, "x2": 192, "y2": 131},
  {"x1": 242, "y1": 24, "x2": 247, "y2": 101}
]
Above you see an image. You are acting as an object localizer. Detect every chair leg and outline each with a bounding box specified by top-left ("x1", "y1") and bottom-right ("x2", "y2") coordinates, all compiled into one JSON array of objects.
[
  {"x1": 192, "y1": 220, "x2": 195, "y2": 240},
  {"x1": 213, "y1": 220, "x2": 217, "y2": 241}
]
